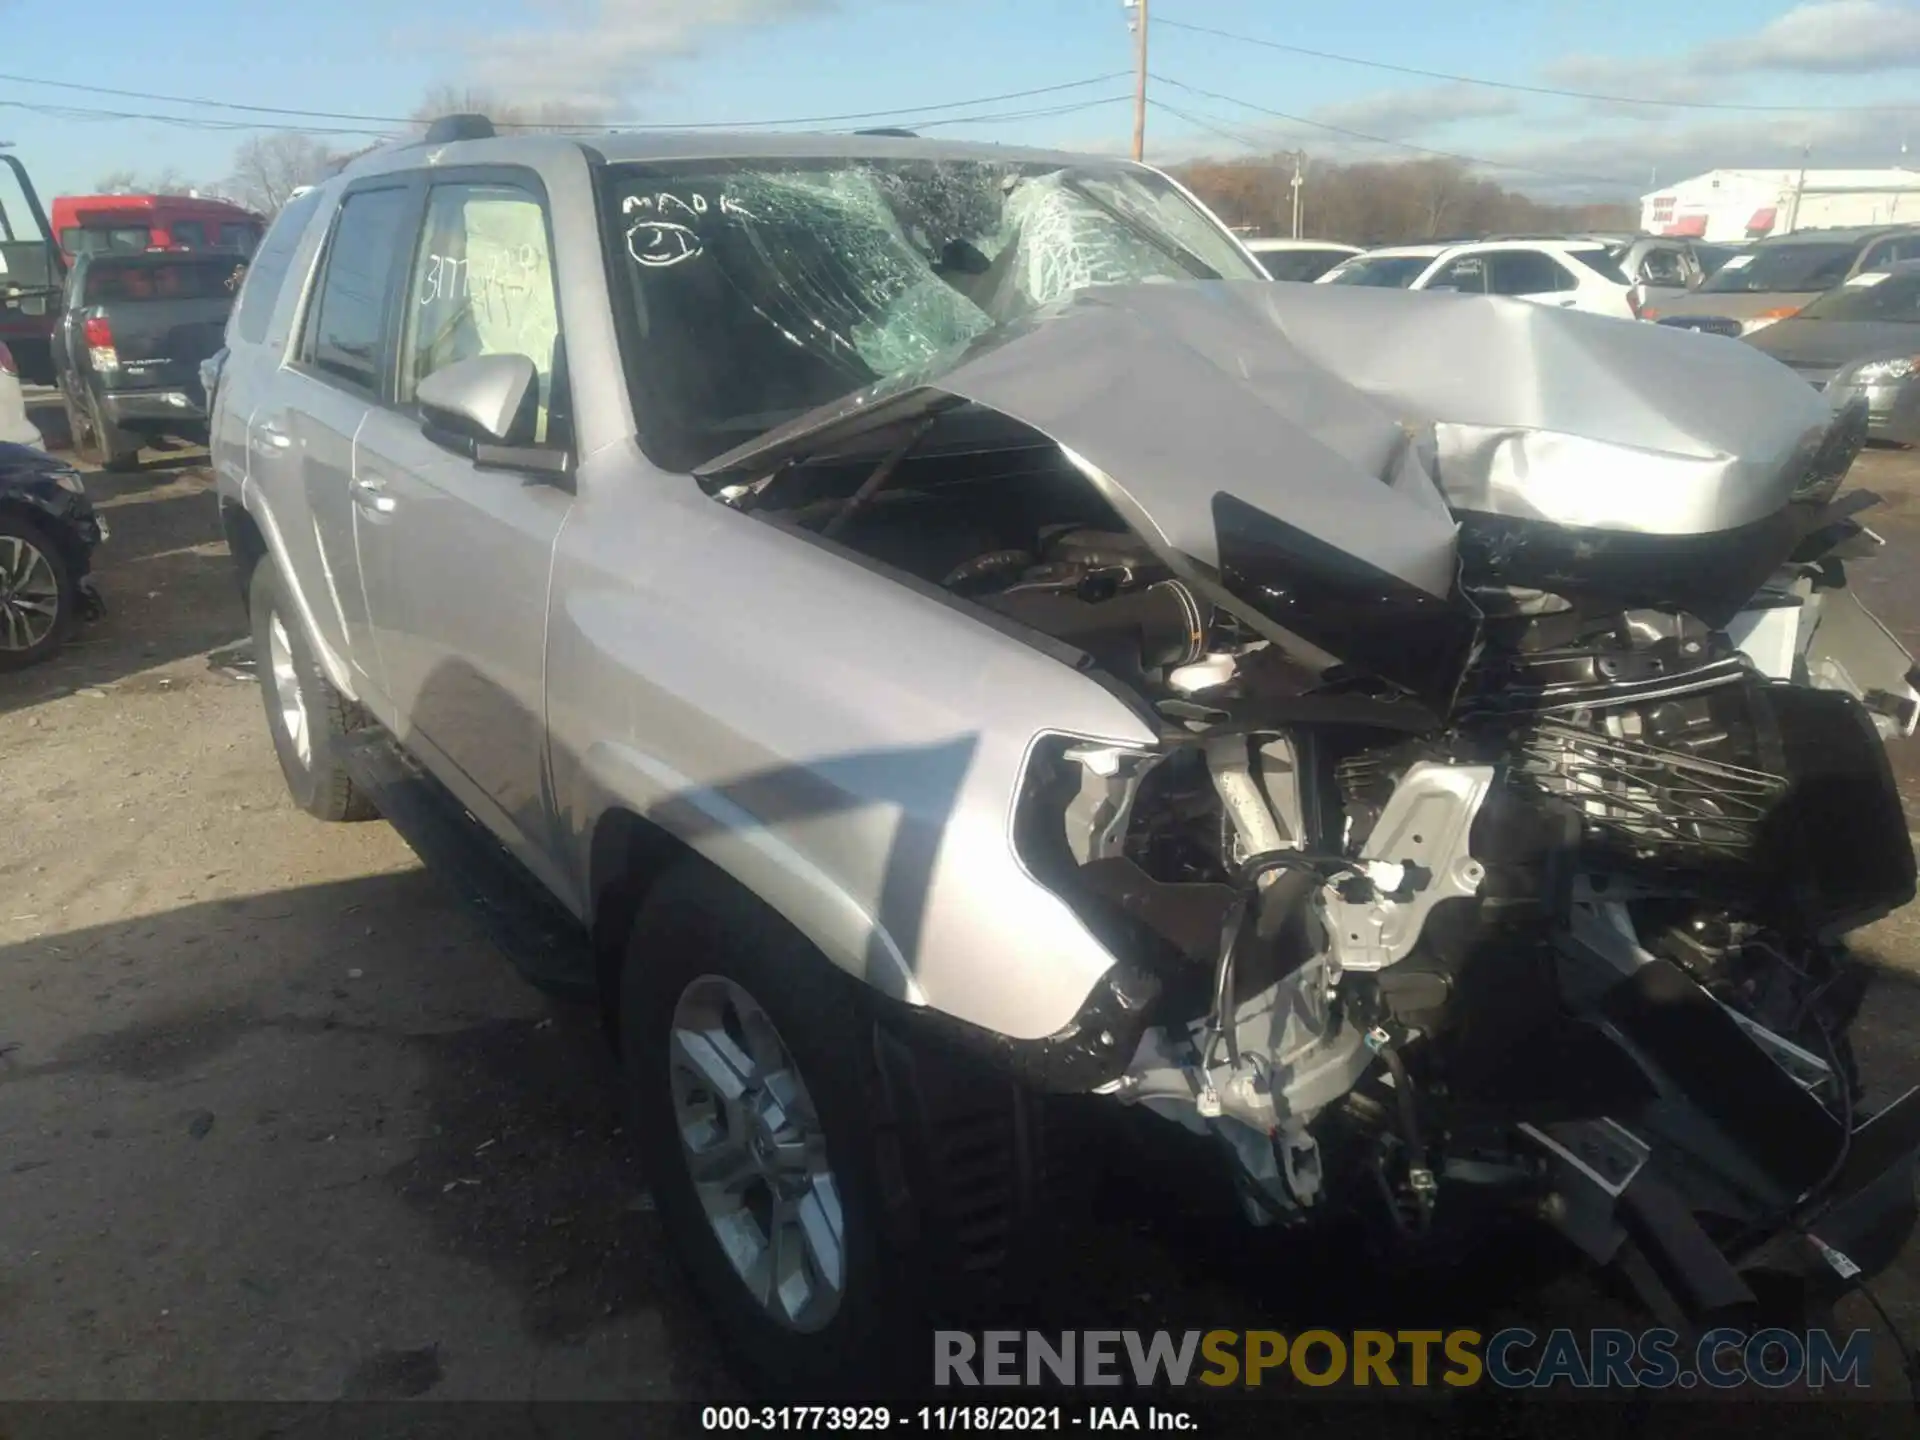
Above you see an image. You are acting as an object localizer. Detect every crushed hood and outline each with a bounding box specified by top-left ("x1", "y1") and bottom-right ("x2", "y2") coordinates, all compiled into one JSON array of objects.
[{"x1": 701, "y1": 282, "x2": 1838, "y2": 705}]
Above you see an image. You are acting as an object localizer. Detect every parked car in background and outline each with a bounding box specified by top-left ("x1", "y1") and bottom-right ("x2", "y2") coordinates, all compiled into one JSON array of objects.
[
  {"x1": 0, "y1": 440, "x2": 103, "y2": 669},
  {"x1": 1, "y1": 343, "x2": 43, "y2": 449},
  {"x1": 52, "y1": 249, "x2": 244, "y2": 468},
  {"x1": 1645, "y1": 225, "x2": 1920, "y2": 336},
  {"x1": 1746, "y1": 260, "x2": 1920, "y2": 444},
  {"x1": 1243, "y1": 238, "x2": 1362, "y2": 282},
  {"x1": 1317, "y1": 238, "x2": 1639, "y2": 318},
  {"x1": 50, "y1": 193, "x2": 265, "y2": 264}
]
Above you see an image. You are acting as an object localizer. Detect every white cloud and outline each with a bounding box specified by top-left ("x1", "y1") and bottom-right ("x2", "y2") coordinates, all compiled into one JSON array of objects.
[
  {"x1": 1706, "y1": 1, "x2": 1920, "y2": 73},
  {"x1": 462, "y1": 0, "x2": 833, "y2": 108},
  {"x1": 1307, "y1": 84, "x2": 1517, "y2": 140}
]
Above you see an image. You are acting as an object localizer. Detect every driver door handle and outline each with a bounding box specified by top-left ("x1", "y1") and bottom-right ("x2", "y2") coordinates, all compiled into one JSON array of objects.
[{"x1": 350, "y1": 475, "x2": 396, "y2": 515}]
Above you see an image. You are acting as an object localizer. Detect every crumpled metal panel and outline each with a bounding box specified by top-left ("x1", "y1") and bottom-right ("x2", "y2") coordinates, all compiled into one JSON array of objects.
[
  {"x1": 703, "y1": 280, "x2": 1463, "y2": 599},
  {"x1": 704, "y1": 282, "x2": 1837, "y2": 616},
  {"x1": 1233, "y1": 282, "x2": 1834, "y2": 537}
]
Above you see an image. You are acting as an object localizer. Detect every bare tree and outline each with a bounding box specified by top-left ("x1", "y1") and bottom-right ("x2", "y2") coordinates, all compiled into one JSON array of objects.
[
  {"x1": 225, "y1": 132, "x2": 347, "y2": 216},
  {"x1": 1174, "y1": 152, "x2": 1635, "y2": 246},
  {"x1": 93, "y1": 165, "x2": 198, "y2": 196},
  {"x1": 411, "y1": 84, "x2": 608, "y2": 135}
]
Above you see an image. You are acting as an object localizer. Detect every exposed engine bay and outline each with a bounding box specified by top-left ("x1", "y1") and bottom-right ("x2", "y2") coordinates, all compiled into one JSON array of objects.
[{"x1": 702, "y1": 282, "x2": 1920, "y2": 1328}]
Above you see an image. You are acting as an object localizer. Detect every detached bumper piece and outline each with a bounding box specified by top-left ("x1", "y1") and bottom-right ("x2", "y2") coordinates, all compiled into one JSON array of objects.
[{"x1": 1533, "y1": 959, "x2": 1920, "y2": 1326}]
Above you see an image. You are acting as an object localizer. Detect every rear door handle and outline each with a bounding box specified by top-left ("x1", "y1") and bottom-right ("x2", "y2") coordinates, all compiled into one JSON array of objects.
[
  {"x1": 350, "y1": 475, "x2": 396, "y2": 515},
  {"x1": 253, "y1": 422, "x2": 292, "y2": 452}
]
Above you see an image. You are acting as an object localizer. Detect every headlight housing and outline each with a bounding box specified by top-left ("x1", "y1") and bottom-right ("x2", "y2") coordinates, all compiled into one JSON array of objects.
[{"x1": 1851, "y1": 356, "x2": 1920, "y2": 386}]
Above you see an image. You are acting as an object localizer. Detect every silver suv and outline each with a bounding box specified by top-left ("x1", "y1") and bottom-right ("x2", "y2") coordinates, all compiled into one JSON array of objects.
[{"x1": 212, "y1": 116, "x2": 1920, "y2": 1390}]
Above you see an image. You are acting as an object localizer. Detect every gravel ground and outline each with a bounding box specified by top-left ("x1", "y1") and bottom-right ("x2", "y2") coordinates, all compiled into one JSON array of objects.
[{"x1": 4, "y1": 408, "x2": 1920, "y2": 1426}]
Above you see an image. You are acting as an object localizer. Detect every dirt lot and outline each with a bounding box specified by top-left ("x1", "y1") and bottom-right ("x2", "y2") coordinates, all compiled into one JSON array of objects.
[{"x1": 4, "y1": 403, "x2": 1920, "y2": 1419}]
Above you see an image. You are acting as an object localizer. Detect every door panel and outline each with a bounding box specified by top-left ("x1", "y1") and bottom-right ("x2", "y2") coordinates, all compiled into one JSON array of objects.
[
  {"x1": 354, "y1": 172, "x2": 574, "y2": 873},
  {"x1": 356, "y1": 408, "x2": 571, "y2": 864},
  {"x1": 272, "y1": 181, "x2": 414, "y2": 701}
]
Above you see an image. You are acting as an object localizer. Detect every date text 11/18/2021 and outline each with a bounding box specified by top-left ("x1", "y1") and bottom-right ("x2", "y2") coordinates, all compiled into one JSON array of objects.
[{"x1": 700, "y1": 1407, "x2": 1198, "y2": 1431}]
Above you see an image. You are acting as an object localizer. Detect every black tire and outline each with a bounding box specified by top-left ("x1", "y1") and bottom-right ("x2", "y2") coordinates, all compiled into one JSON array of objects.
[
  {"x1": 0, "y1": 511, "x2": 77, "y2": 671},
  {"x1": 620, "y1": 862, "x2": 1044, "y2": 1396},
  {"x1": 248, "y1": 561, "x2": 377, "y2": 822},
  {"x1": 93, "y1": 399, "x2": 142, "y2": 472}
]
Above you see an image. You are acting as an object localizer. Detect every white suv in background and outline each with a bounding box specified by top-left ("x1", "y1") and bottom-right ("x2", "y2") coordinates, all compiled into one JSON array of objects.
[{"x1": 1316, "y1": 239, "x2": 1640, "y2": 320}]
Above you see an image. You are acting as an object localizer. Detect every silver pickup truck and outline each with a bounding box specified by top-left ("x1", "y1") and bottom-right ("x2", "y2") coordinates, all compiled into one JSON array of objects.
[{"x1": 212, "y1": 117, "x2": 1920, "y2": 1391}]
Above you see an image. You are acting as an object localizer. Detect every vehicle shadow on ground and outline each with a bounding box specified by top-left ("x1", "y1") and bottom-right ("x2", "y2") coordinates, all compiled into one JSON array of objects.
[
  {"x1": 0, "y1": 869, "x2": 745, "y2": 1402},
  {"x1": 9, "y1": 867, "x2": 1920, "y2": 1416},
  {"x1": 0, "y1": 459, "x2": 240, "y2": 717}
]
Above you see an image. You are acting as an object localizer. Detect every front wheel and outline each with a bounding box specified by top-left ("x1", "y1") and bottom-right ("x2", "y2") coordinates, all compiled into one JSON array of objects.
[
  {"x1": 621, "y1": 864, "x2": 1048, "y2": 1395},
  {"x1": 248, "y1": 561, "x2": 377, "y2": 822},
  {"x1": 0, "y1": 512, "x2": 76, "y2": 670}
]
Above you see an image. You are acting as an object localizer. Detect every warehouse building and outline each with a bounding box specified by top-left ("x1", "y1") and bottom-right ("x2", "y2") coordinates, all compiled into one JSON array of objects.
[{"x1": 1640, "y1": 168, "x2": 1920, "y2": 242}]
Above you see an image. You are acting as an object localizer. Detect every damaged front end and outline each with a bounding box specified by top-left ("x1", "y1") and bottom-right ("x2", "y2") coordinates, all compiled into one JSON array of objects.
[{"x1": 701, "y1": 280, "x2": 1920, "y2": 1327}]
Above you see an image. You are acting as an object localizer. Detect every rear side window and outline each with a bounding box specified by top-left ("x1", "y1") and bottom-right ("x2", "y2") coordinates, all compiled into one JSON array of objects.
[
  {"x1": 1566, "y1": 248, "x2": 1630, "y2": 285},
  {"x1": 1490, "y1": 250, "x2": 1576, "y2": 294},
  {"x1": 219, "y1": 222, "x2": 261, "y2": 256},
  {"x1": 171, "y1": 220, "x2": 207, "y2": 248},
  {"x1": 82, "y1": 259, "x2": 244, "y2": 303},
  {"x1": 234, "y1": 187, "x2": 326, "y2": 346},
  {"x1": 63, "y1": 226, "x2": 153, "y2": 256},
  {"x1": 302, "y1": 187, "x2": 410, "y2": 394}
]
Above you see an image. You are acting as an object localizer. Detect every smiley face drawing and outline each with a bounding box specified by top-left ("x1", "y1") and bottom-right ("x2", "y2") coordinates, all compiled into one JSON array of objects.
[{"x1": 626, "y1": 218, "x2": 704, "y2": 268}]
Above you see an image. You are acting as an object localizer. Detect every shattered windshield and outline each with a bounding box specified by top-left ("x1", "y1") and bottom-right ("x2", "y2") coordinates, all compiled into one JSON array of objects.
[{"x1": 599, "y1": 158, "x2": 1263, "y2": 471}]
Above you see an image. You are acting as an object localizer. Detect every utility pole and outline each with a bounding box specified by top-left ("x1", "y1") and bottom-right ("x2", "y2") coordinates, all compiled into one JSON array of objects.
[
  {"x1": 1786, "y1": 142, "x2": 1811, "y2": 234},
  {"x1": 1290, "y1": 152, "x2": 1305, "y2": 238},
  {"x1": 1128, "y1": 0, "x2": 1149, "y2": 162}
]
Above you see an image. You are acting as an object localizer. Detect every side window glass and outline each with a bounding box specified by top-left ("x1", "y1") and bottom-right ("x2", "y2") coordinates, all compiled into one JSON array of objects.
[
  {"x1": 1642, "y1": 249, "x2": 1686, "y2": 286},
  {"x1": 302, "y1": 187, "x2": 410, "y2": 395},
  {"x1": 1860, "y1": 243, "x2": 1890, "y2": 272},
  {"x1": 234, "y1": 187, "x2": 324, "y2": 346},
  {"x1": 398, "y1": 182, "x2": 565, "y2": 444},
  {"x1": 1490, "y1": 250, "x2": 1572, "y2": 295},
  {"x1": 171, "y1": 220, "x2": 207, "y2": 249},
  {"x1": 1429, "y1": 255, "x2": 1486, "y2": 292}
]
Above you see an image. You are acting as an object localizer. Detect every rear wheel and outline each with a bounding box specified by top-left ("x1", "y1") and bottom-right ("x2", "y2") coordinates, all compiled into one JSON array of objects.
[
  {"x1": 249, "y1": 561, "x2": 377, "y2": 822},
  {"x1": 0, "y1": 512, "x2": 75, "y2": 670},
  {"x1": 621, "y1": 863, "x2": 1048, "y2": 1395}
]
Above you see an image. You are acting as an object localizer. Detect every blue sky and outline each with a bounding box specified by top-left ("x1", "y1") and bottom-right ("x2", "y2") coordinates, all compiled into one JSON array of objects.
[{"x1": 4, "y1": 0, "x2": 1920, "y2": 204}]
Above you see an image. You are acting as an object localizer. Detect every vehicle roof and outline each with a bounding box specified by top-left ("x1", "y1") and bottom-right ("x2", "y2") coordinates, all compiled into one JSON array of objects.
[
  {"x1": 340, "y1": 127, "x2": 1142, "y2": 182},
  {"x1": 1348, "y1": 243, "x2": 1450, "y2": 259},
  {"x1": 53, "y1": 193, "x2": 261, "y2": 216},
  {"x1": 1244, "y1": 238, "x2": 1361, "y2": 252},
  {"x1": 1756, "y1": 225, "x2": 1920, "y2": 246}
]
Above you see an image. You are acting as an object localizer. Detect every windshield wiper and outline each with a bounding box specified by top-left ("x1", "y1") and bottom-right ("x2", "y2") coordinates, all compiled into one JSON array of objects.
[{"x1": 1058, "y1": 172, "x2": 1220, "y2": 282}]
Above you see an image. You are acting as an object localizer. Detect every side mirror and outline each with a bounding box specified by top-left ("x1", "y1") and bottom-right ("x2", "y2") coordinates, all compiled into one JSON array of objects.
[{"x1": 417, "y1": 353, "x2": 572, "y2": 483}]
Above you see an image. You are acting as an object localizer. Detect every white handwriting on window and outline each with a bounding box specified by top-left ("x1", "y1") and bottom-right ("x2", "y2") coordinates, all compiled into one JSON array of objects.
[{"x1": 619, "y1": 191, "x2": 757, "y2": 268}]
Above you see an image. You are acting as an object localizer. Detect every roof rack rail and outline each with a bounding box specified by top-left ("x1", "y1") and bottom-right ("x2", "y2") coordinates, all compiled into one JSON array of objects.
[
  {"x1": 422, "y1": 114, "x2": 497, "y2": 145},
  {"x1": 853, "y1": 127, "x2": 918, "y2": 138}
]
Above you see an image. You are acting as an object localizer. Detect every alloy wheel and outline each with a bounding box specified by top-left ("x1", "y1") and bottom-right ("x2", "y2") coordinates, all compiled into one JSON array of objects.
[
  {"x1": 669, "y1": 974, "x2": 847, "y2": 1332},
  {"x1": 0, "y1": 533, "x2": 61, "y2": 653},
  {"x1": 266, "y1": 612, "x2": 311, "y2": 768}
]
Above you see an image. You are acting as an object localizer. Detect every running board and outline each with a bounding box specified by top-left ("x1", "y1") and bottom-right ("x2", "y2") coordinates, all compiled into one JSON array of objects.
[{"x1": 340, "y1": 732, "x2": 596, "y2": 1000}]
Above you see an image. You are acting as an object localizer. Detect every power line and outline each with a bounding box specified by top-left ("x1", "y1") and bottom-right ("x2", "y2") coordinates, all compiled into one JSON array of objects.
[
  {"x1": 0, "y1": 70, "x2": 1131, "y2": 133},
  {"x1": 1151, "y1": 74, "x2": 1639, "y2": 188},
  {"x1": 1157, "y1": 17, "x2": 1920, "y2": 115},
  {"x1": 912, "y1": 94, "x2": 1134, "y2": 130}
]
